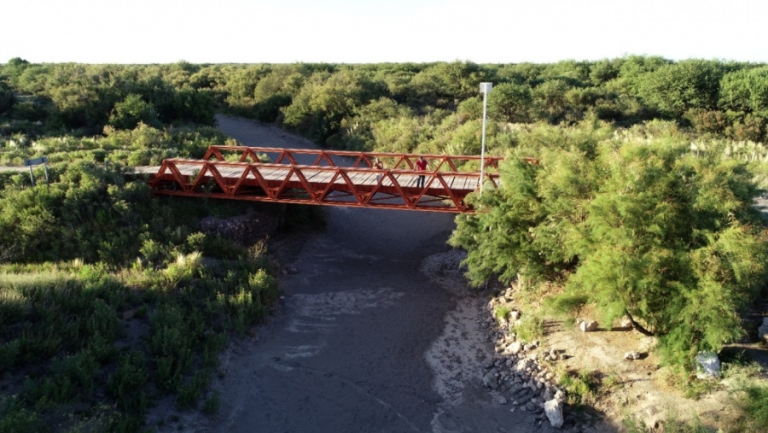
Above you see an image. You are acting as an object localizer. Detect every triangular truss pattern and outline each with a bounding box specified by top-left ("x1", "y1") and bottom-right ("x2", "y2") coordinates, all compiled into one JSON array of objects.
[{"x1": 149, "y1": 146, "x2": 523, "y2": 213}]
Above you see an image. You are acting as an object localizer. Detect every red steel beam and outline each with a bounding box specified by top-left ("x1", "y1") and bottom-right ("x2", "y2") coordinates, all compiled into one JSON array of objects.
[
  {"x1": 149, "y1": 159, "x2": 501, "y2": 213},
  {"x1": 147, "y1": 146, "x2": 528, "y2": 213}
]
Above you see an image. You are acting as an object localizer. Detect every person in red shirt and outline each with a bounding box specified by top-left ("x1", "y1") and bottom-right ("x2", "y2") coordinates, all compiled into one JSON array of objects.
[{"x1": 416, "y1": 155, "x2": 428, "y2": 188}]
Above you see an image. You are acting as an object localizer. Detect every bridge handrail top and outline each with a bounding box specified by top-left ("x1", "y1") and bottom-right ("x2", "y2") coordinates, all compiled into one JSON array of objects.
[
  {"x1": 207, "y1": 145, "x2": 506, "y2": 160},
  {"x1": 162, "y1": 158, "x2": 502, "y2": 173}
]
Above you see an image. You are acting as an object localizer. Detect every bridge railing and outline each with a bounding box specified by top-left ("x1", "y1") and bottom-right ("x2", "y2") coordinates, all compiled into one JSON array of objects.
[
  {"x1": 202, "y1": 145, "x2": 507, "y2": 173},
  {"x1": 149, "y1": 157, "x2": 503, "y2": 212}
]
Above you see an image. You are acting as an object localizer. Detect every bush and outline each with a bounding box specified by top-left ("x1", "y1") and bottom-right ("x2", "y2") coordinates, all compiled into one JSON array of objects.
[
  {"x1": 734, "y1": 385, "x2": 768, "y2": 432},
  {"x1": 451, "y1": 123, "x2": 768, "y2": 372}
]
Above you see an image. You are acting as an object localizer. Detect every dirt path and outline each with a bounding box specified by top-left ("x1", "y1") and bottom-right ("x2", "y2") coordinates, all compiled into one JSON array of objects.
[{"x1": 148, "y1": 115, "x2": 565, "y2": 432}]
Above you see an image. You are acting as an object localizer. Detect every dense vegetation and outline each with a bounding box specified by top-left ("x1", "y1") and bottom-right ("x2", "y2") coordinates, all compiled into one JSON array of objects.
[
  {"x1": 1, "y1": 56, "x2": 768, "y2": 431},
  {"x1": 449, "y1": 122, "x2": 768, "y2": 370}
]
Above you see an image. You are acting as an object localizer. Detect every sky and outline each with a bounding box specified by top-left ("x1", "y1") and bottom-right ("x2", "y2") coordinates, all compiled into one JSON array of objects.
[{"x1": 3, "y1": 0, "x2": 768, "y2": 65}]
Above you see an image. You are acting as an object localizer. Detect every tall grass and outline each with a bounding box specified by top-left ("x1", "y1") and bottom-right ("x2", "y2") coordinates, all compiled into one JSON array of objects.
[{"x1": 0, "y1": 252, "x2": 281, "y2": 430}]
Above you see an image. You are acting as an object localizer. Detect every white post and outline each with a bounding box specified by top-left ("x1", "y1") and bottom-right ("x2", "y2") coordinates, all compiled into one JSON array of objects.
[{"x1": 479, "y1": 82, "x2": 492, "y2": 192}]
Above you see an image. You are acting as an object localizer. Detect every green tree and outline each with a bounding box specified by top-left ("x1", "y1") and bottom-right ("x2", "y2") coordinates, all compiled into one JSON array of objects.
[
  {"x1": 451, "y1": 127, "x2": 768, "y2": 370},
  {"x1": 719, "y1": 66, "x2": 768, "y2": 113},
  {"x1": 109, "y1": 94, "x2": 159, "y2": 130},
  {"x1": 637, "y1": 60, "x2": 726, "y2": 118},
  {"x1": 0, "y1": 79, "x2": 15, "y2": 115},
  {"x1": 488, "y1": 82, "x2": 533, "y2": 123}
]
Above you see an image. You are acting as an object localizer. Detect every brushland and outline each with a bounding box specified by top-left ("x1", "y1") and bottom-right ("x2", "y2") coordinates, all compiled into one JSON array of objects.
[{"x1": 1, "y1": 57, "x2": 768, "y2": 431}]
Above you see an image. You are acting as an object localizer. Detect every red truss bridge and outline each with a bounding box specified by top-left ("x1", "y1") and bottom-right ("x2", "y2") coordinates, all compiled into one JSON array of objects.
[{"x1": 145, "y1": 146, "x2": 511, "y2": 213}]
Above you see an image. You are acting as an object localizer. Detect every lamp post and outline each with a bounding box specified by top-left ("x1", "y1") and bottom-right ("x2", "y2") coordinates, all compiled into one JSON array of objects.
[{"x1": 479, "y1": 82, "x2": 493, "y2": 192}]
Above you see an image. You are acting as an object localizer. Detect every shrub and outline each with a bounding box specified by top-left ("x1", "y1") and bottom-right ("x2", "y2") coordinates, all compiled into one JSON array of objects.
[
  {"x1": 203, "y1": 390, "x2": 221, "y2": 415},
  {"x1": 0, "y1": 406, "x2": 44, "y2": 433},
  {"x1": 108, "y1": 351, "x2": 149, "y2": 414},
  {"x1": 451, "y1": 125, "x2": 768, "y2": 373},
  {"x1": 733, "y1": 385, "x2": 768, "y2": 432}
]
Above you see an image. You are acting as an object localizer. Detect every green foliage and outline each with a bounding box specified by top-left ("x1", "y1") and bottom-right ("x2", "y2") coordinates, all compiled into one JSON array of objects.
[
  {"x1": 451, "y1": 122, "x2": 768, "y2": 372},
  {"x1": 637, "y1": 60, "x2": 726, "y2": 118},
  {"x1": 0, "y1": 405, "x2": 44, "y2": 433},
  {"x1": 2, "y1": 56, "x2": 768, "y2": 432},
  {"x1": 109, "y1": 94, "x2": 159, "y2": 130},
  {"x1": 494, "y1": 305, "x2": 511, "y2": 322},
  {"x1": 489, "y1": 82, "x2": 533, "y2": 123},
  {"x1": 734, "y1": 385, "x2": 768, "y2": 432},
  {"x1": 203, "y1": 391, "x2": 221, "y2": 415},
  {"x1": 719, "y1": 66, "x2": 768, "y2": 113},
  {"x1": 558, "y1": 369, "x2": 600, "y2": 406},
  {"x1": 515, "y1": 315, "x2": 544, "y2": 343}
]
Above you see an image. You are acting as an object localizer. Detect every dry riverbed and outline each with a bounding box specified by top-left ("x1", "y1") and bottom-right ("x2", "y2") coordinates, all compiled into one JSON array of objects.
[{"x1": 148, "y1": 115, "x2": 768, "y2": 433}]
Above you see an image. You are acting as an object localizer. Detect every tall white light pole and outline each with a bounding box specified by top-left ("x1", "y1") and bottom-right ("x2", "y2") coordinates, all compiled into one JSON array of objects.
[{"x1": 479, "y1": 82, "x2": 493, "y2": 192}]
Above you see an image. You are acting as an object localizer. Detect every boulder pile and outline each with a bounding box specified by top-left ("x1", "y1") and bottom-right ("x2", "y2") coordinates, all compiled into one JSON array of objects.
[
  {"x1": 480, "y1": 287, "x2": 567, "y2": 428},
  {"x1": 200, "y1": 211, "x2": 280, "y2": 246}
]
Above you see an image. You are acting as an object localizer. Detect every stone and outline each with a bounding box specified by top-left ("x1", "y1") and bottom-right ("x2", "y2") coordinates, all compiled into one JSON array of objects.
[
  {"x1": 624, "y1": 351, "x2": 642, "y2": 360},
  {"x1": 507, "y1": 342, "x2": 522, "y2": 355},
  {"x1": 509, "y1": 310, "x2": 521, "y2": 321},
  {"x1": 544, "y1": 399, "x2": 564, "y2": 428},
  {"x1": 483, "y1": 371, "x2": 500, "y2": 389},
  {"x1": 580, "y1": 320, "x2": 598, "y2": 332},
  {"x1": 200, "y1": 211, "x2": 278, "y2": 246},
  {"x1": 638, "y1": 336, "x2": 658, "y2": 352},
  {"x1": 695, "y1": 351, "x2": 721, "y2": 379},
  {"x1": 554, "y1": 390, "x2": 566, "y2": 403},
  {"x1": 619, "y1": 316, "x2": 633, "y2": 329}
]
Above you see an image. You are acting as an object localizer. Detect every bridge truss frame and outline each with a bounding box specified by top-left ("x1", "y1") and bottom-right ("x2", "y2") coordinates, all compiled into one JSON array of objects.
[{"x1": 149, "y1": 146, "x2": 510, "y2": 213}]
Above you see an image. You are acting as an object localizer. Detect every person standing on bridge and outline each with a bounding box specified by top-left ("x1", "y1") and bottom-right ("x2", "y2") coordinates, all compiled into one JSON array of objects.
[
  {"x1": 416, "y1": 155, "x2": 428, "y2": 188},
  {"x1": 374, "y1": 158, "x2": 384, "y2": 183}
]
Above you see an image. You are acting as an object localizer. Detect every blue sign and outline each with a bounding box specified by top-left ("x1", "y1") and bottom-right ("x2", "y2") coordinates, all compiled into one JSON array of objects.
[{"x1": 24, "y1": 156, "x2": 48, "y2": 166}]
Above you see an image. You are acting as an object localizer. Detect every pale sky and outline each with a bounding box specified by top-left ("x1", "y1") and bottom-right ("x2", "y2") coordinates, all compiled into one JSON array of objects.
[{"x1": 3, "y1": 0, "x2": 767, "y2": 64}]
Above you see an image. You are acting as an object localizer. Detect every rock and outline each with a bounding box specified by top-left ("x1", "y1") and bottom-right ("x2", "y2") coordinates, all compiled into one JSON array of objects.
[
  {"x1": 509, "y1": 310, "x2": 521, "y2": 321},
  {"x1": 620, "y1": 316, "x2": 633, "y2": 328},
  {"x1": 758, "y1": 317, "x2": 768, "y2": 345},
  {"x1": 544, "y1": 399, "x2": 564, "y2": 428},
  {"x1": 695, "y1": 351, "x2": 721, "y2": 379},
  {"x1": 483, "y1": 371, "x2": 500, "y2": 389},
  {"x1": 580, "y1": 320, "x2": 598, "y2": 332},
  {"x1": 506, "y1": 342, "x2": 522, "y2": 355},
  {"x1": 554, "y1": 390, "x2": 566, "y2": 403},
  {"x1": 543, "y1": 388, "x2": 554, "y2": 401},
  {"x1": 496, "y1": 395, "x2": 508, "y2": 405},
  {"x1": 638, "y1": 336, "x2": 658, "y2": 352},
  {"x1": 122, "y1": 308, "x2": 137, "y2": 320},
  {"x1": 624, "y1": 351, "x2": 642, "y2": 360}
]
